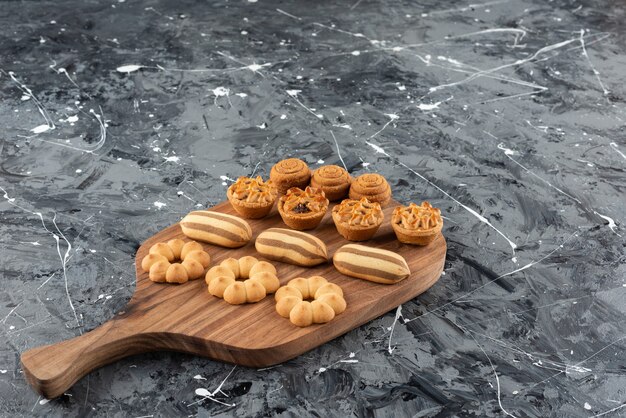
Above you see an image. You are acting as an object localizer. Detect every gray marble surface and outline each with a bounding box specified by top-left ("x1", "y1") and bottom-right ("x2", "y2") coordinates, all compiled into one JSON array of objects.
[{"x1": 1, "y1": 0, "x2": 625, "y2": 416}]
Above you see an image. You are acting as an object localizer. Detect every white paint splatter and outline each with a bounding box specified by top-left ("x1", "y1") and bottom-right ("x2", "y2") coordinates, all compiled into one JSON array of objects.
[
  {"x1": 116, "y1": 64, "x2": 142, "y2": 73},
  {"x1": 235, "y1": 93, "x2": 248, "y2": 98},
  {"x1": 584, "y1": 403, "x2": 592, "y2": 410},
  {"x1": 610, "y1": 142, "x2": 626, "y2": 160},
  {"x1": 30, "y1": 124, "x2": 51, "y2": 134},
  {"x1": 593, "y1": 211, "x2": 620, "y2": 235},
  {"x1": 417, "y1": 101, "x2": 442, "y2": 111},
  {"x1": 497, "y1": 143, "x2": 516, "y2": 156},
  {"x1": 163, "y1": 156, "x2": 180, "y2": 163},
  {"x1": 153, "y1": 201, "x2": 167, "y2": 209},
  {"x1": 193, "y1": 374, "x2": 207, "y2": 380}
]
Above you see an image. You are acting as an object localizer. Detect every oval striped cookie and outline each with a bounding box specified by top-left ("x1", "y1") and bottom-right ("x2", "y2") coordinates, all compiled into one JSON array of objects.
[
  {"x1": 180, "y1": 210, "x2": 252, "y2": 248},
  {"x1": 333, "y1": 244, "x2": 410, "y2": 284},
  {"x1": 255, "y1": 228, "x2": 328, "y2": 266}
]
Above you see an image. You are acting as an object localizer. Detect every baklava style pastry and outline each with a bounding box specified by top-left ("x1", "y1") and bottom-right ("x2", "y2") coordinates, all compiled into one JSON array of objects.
[
  {"x1": 274, "y1": 276, "x2": 346, "y2": 327},
  {"x1": 391, "y1": 201, "x2": 443, "y2": 246},
  {"x1": 270, "y1": 158, "x2": 311, "y2": 195},
  {"x1": 227, "y1": 176, "x2": 277, "y2": 219},
  {"x1": 310, "y1": 165, "x2": 352, "y2": 201},
  {"x1": 349, "y1": 173, "x2": 392, "y2": 207},
  {"x1": 332, "y1": 198, "x2": 384, "y2": 241},
  {"x1": 277, "y1": 186, "x2": 329, "y2": 230},
  {"x1": 141, "y1": 239, "x2": 211, "y2": 284}
]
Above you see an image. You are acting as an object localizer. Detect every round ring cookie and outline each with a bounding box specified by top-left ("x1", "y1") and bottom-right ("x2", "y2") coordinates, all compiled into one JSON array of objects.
[
  {"x1": 349, "y1": 173, "x2": 392, "y2": 207},
  {"x1": 270, "y1": 158, "x2": 311, "y2": 195},
  {"x1": 141, "y1": 239, "x2": 212, "y2": 284},
  {"x1": 274, "y1": 276, "x2": 346, "y2": 327},
  {"x1": 205, "y1": 256, "x2": 280, "y2": 305},
  {"x1": 310, "y1": 165, "x2": 352, "y2": 201}
]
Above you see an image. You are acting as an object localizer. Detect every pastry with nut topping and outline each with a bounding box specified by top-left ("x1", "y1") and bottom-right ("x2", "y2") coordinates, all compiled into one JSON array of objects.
[
  {"x1": 277, "y1": 186, "x2": 329, "y2": 230},
  {"x1": 332, "y1": 198, "x2": 384, "y2": 241},
  {"x1": 391, "y1": 201, "x2": 443, "y2": 245},
  {"x1": 227, "y1": 176, "x2": 277, "y2": 219},
  {"x1": 310, "y1": 165, "x2": 352, "y2": 201}
]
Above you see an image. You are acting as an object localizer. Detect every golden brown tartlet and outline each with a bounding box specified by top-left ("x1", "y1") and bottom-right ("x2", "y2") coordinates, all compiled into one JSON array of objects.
[
  {"x1": 227, "y1": 176, "x2": 277, "y2": 219},
  {"x1": 277, "y1": 186, "x2": 329, "y2": 230},
  {"x1": 349, "y1": 173, "x2": 392, "y2": 207},
  {"x1": 270, "y1": 158, "x2": 311, "y2": 195},
  {"x1": 310, "y1": 165, "x2": 352, "y2": 201},
  {"x1": 332, "y1": 198, "x2": 384, "y2": 241},
  {"x1": 391, "y1": 201, "x2": 443, "y2": 245}
]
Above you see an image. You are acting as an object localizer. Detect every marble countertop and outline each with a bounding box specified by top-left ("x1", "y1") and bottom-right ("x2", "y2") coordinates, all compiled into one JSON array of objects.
[{"x1": 1, "y1": 0, "x2": 625, "y2": 416}]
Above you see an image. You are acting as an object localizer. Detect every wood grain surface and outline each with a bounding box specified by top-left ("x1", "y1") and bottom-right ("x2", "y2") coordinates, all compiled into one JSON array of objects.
[{"x1": 21, "y1": 199, "x2": 446, "y2": 398}]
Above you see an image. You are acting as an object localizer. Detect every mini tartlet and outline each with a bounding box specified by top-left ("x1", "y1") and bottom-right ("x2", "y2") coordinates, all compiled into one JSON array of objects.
[
  {"x1": 277, "y1": 186, "x2": 329, "y2": 230},
  {"x1": 332, "y1": 198, "x2": 384, "y2": 241},
  {"x1": 391, "y1": 201, "x2": 443, "y2": 245},
  {"x1": 310, "y1": 165, "x2": 352, "y2": 201},
  {"x1": 349, "y1": 173, "x2": 392, "y2": 207},
  {"x1": 227, "y1": 176, "x2": 277, "y2": 219},
  {"x1": 270, "y1": 158, "x2": 311, "y2": 195}
]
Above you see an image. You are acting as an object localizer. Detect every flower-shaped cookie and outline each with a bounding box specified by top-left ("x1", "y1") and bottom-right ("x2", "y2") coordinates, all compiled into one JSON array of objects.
[
  {"x1": 274, "y1": 276, "x2": 346, "y2": 327},
  {"x1": 332, "y1": 197, "x2": 384, "y2": 241},
  {"x1": 227, "y1": 176, "x2": 277, "y2": 218},
  {"x1": 205, "y1": 256, "x2": 280, "y2": 304},
  {"x1": 141, "y1": 239, "x2": 212, "y2": 284},
  {"x1": 277, "y1": 186, "x2": 329, "y2": 230},
  {"x1": 391, "y1": 201, "x2": 443, "y2": 245}
]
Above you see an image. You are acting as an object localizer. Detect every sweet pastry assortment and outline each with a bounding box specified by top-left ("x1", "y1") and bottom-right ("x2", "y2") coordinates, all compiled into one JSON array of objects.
[
  {"x1": 275, "y1": 276, "x2": 346, "y2": 327},
  {"x1": 277, "y1": 186, "x2": 329, "y2": 230},
  {"x1": 141, "y1": 239, "x2": 211, "y2": 284},
  {"x1": 138, "y1": 157, "x2": 445, "y2": 327},
  {"x1": 333, "y1": 244, "x2": 410, "y2": 284},
  {"x1": 180, "y1": 210, "x2": 252, "y2": 248},
  {"x1": 205, "y1": 256, "x2": 280, "y2": 304},
  {"x1": 349, "y1": 173, "x2": 392, "y2": 207},
  {"x1": 332, "y1": 197, "x2": 384, "y2": 241},
  {"x1": 255, "y1": 228, "x2": 328, "y2": 266},
  {"x1": 227, "y1": 176, "x2": 277, "y2": 219},
  {"x1": 391, "y1": 201, "x2": 443, "y2": 246},
  {"x1": 270, "y1": 158, "x2": 311, "y2": 195},
  {"x1": 310, "y1": 165, "x2": 352, "y2": 201}
]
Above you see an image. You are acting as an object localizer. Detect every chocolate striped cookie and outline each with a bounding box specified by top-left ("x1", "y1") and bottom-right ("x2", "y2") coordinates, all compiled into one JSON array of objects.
[
  {"x1": 180, "y1": 210, "x2": 252, "y2": 248},
  {"x1": 255, "y1": 228, "x2": 328, "y2": 266},
  {"x1": 333, "y1": 244, "x2": 410, "y2": 284}
]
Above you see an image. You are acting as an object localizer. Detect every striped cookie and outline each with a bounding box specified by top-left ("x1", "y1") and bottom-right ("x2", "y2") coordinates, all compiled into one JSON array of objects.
[
  {"x1": 333, "y1": 244, "x2": 410, "y2": 284},
  {"x1": 255, "y1": 228, "x2": 328, "y2": 266},
  {"x1": 180, "y1": 210, "x2": 252, "y2": 248}
]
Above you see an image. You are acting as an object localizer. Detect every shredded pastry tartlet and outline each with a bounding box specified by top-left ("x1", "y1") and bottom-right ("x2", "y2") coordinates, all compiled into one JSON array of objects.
[
  {"x1": 281, "y1": 186, "x2": 328, "y2": 214},
  {"x1": 333, "y1": 198, "x2": 383, "y2": 227},
  {"x1": 392, "y1": 202, "x2": 442, "y2": 231},
  {"x1": 230, "y1": 176, "x2": 276, "y2": 204}
]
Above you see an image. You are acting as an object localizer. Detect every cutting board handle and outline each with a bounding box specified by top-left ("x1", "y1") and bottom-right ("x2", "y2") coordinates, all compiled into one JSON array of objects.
[{"x1": 21, "y1": 316, "x2": 149, "y2": 399}]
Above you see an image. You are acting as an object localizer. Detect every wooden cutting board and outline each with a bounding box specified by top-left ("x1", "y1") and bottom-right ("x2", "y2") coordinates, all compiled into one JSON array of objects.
[{"x1": 21, "y1": 199, "x2": 446, "y2": 398}]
